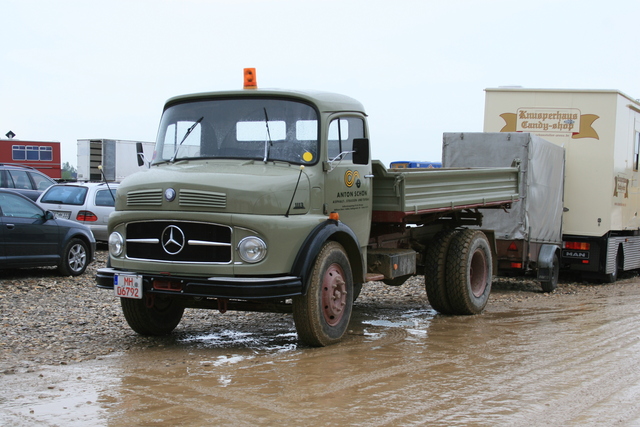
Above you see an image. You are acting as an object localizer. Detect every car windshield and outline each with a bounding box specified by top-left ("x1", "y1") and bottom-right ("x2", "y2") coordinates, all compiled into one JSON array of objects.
[
  {"x1": 153, "y1": 98, "x2": 319, "y2": 165},
  {"x1": 41, "y1": 186, "x2": 88, "y2": 205}
]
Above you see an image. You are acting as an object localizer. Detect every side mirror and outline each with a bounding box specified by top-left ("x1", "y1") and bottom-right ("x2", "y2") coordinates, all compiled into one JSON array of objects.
[
  {"x1": 352, "y1": 138, "x2": 370, "y2": 165},
  {"x1": 136, "y1": 142, "x2": 145, "y2": 167},
  {"x1": 44, "y1": 211, "x2": 56, "y2": 221}
]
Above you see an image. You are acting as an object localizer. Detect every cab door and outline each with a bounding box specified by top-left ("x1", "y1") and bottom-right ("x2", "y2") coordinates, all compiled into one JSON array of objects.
[{"x1": 323, "y1": 115, "x2": 372, "y2": 246}]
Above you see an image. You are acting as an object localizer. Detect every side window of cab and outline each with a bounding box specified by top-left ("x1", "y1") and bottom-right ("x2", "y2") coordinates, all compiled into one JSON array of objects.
[{"x1": 327, "y1": 117, "x2": 365, "y2": 162}]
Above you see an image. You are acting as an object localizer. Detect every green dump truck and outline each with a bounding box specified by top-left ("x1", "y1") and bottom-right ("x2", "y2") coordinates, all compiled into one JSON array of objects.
[{"x1": 96, "y1": 73, "x2": 519, "y2": 346}]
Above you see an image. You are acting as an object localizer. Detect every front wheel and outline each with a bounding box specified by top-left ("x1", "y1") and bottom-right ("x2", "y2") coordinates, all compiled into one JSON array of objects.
[
  {"x1": 446, "y1": 230, "x2": 492, "y2": 315},
  {"x1": 293, "y1": 241, "x2": 353, "y2": 347},
  {"x1": 121, "y1": 294, "x2": 184, "y2": 335},
  {"x1": 58, "y1": 238, "x2": 89, "y2": 276}
]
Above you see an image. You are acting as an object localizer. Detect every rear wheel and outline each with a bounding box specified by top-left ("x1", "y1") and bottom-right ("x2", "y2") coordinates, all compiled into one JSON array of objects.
[
  {"x1": 424, "y1": 229, "x2": 460, "y2": 314},
  {"x1": 293, "y1": 241, "x2": 353, "y2": 347},
  {"x1": 602, "y1": 248, "x2": 622, "y2": 283},
  {"x1": 446, "y1": 230, "x2": 492, "y2": 315},
  {"x1": 121, "y1": 294, "x2": 184, "y2": 335},
  {"x1": 58, "y1": 238, "x2": 89, "y2": 276}
]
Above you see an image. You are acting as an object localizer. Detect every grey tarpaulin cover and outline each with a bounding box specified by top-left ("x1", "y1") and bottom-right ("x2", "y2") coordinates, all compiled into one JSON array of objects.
[{"x1": 442, "y1": 132, "x2": 564, "y2": 244}]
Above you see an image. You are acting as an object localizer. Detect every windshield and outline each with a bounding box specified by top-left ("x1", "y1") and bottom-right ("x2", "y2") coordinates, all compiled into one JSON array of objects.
[{"x1": 153, "y1": 98, "x2": 319, "y2": 165}]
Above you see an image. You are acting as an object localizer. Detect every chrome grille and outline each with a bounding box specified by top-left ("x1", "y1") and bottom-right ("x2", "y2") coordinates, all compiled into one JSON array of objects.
[{"x1": 125, "y1": 221, "x2": 232, "y2": 263}]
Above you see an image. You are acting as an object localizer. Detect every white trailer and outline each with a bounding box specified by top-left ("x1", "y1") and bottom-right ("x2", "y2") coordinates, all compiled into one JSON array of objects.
[
  {"x1": 484, "y1": 88, "x2": 640, "y2": 281},
  {"x1": 77, "y1": 139, "x2": 153, "y2": 182}
]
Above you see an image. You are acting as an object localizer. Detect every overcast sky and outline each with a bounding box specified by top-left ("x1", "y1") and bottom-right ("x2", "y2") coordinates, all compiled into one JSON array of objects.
[{"x1": 2, "y1": 0, "x2": 639, "y2": 167}]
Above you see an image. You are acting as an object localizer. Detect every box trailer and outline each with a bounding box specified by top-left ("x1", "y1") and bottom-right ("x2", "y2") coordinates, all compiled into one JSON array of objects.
[
  {"x1": 484, "y1": 88, "x2": 640, "y2": 282},
  {"x1": 77, "y1": 139, "x2": 153, "y2": 182},
  {"x1": 442, "y1": 132, "x2": 565, "y2": 291}
]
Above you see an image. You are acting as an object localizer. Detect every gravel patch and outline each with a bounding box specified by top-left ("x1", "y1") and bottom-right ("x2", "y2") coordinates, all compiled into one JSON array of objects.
[{"x1": 1, "y1": 249, "x2": 638, "y2": 374}]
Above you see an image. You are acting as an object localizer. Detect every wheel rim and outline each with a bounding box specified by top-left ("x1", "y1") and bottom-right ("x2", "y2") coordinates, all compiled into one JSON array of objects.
[
  {"x1": 469, "y1": 248, "x2": 488, "y2": 297},
  {"x1": 68, "y1": 243, "x2": 87, "y2": 273},
  {"x1": 321, "y1": 263, "x2": 347, "y2": 326}
]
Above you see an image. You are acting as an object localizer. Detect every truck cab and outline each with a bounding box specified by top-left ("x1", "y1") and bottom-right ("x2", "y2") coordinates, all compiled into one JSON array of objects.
[{"x1": 98, "y1": 85, "x2": 373, "y2": 346}]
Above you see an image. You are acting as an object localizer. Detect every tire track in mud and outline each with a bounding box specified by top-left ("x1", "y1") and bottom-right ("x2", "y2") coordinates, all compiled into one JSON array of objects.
[{"x1": 383, "y1": 293, "x2": 640, "y2": 427}]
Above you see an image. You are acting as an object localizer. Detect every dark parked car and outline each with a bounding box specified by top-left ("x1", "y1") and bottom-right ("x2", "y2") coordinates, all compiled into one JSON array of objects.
[
  {"x1": 0, "y1": 190, "x2": 96, "y2": 276},
  {"x1": 0, "y1": 163, "x2": 57, "y2": 201}
]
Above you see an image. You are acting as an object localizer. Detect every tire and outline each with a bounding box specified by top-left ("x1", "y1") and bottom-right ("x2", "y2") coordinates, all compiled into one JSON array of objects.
[
  {"x1": 446, "y1": 229, "x2": 492, "y2": 315},
  {"x1": 540, "y1": 252, "x2": 560, "y2": 293},
  {"x1": 602, "y1": 248, "x2": 622, "y2": 283},
  {"x1": 293, "y1": 241, "x2": 353, "y2": 347},
  {"x1": 58, "y1": 238, "x2": 90, "y2": 276},
  {"x1": 353, "y1": 282, "x2": 363, "y2": 302},
  {"x1": 424, "y1": 229, "x2": 460, "y2": 314},
  {"x1": 121, "y1": 294, "x2": 184, "y2": 336}
]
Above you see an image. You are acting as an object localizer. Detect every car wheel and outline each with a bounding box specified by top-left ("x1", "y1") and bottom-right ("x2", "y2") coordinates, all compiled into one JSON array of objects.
[{"x1": 58, "y1": 238, "x2": 89, "y2": 276}]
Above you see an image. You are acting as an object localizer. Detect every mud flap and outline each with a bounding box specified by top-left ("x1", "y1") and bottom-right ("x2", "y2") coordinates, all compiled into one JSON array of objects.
[{"x1": 537, "y1": 244, "x2": 560, "y2": 281}]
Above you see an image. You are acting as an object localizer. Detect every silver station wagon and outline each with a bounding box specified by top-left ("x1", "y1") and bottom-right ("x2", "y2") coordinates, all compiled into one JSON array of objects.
[{"x1": 37, "y1": 182, "x2": 119, "y2": 242}]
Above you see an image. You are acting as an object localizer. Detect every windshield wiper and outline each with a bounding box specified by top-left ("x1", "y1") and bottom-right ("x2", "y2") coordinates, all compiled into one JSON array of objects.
[
  {"x1": 263, "y1": 108, "x2": 272, "y2": 163},
  {"x1": 170, "y1": 116, "x2": 203, "y2": 163}
]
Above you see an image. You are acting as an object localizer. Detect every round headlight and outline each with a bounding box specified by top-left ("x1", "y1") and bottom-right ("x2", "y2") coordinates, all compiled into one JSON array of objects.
[
  {"x1": 237, "y1": 236, "x2": 267, "y2": 263},
  {"x1": 109, "y1": 232, "x2": 124, "y2": 257}
]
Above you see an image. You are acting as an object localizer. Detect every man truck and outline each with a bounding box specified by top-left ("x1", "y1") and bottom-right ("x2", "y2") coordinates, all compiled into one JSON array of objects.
[
  {"x1": 484, "y1": 88, "x2": 640, "y2": 282},
  {"x1": 96, "y1": 70, "x2": 519, "y2": 346}
]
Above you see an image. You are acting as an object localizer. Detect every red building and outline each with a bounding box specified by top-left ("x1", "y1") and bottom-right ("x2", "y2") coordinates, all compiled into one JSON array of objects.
[{"x1": 0, "y1": 139, "x2": 62, "y2": 179}]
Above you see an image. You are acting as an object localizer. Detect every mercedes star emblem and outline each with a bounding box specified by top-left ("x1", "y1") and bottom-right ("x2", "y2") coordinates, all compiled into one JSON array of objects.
[{"x1": 161, "y1": 225, "x2": 186, "y2": 255}]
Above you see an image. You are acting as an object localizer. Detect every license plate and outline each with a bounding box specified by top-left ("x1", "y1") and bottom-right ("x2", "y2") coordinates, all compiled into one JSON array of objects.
[
  {"x1": 114, "y1": 274, "x2": 143, "y2": 299},
  {"x1": 53, "y1": 211, "x2": 71, "y2": 219}
]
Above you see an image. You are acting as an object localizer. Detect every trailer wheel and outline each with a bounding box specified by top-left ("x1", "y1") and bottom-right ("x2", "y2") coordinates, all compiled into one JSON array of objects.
[
  {"x1": 540, "y1": 252, "x2": 560, "y2": 292},
  {"x1": 446, "y1": 230, "x2": 492, "y2": 315},
  {"x1": 424, "y1": 229, "x2": 460, "y2": 314},
  {"x1": 293, "y1": 241, "x2": 353, "y2": 347},
  {"x1": 121, "y1": 294, "x2": 184, "y2": 336}
]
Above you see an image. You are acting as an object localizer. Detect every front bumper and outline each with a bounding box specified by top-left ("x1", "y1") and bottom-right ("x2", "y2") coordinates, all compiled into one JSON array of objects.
[{"x1": 96, "y1": 267, "x2": 303, "y2": 299}]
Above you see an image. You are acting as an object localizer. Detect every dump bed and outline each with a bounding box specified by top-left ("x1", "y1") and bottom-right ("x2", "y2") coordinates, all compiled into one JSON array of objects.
[{"x1": 371, "y1": 160, "x2": 519, "y2": 223}]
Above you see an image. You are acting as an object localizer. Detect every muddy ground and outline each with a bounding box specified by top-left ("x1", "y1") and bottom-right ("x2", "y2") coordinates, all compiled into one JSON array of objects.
[{"x1": 2, "y1": 253, "x2": 640, "y2": 426}]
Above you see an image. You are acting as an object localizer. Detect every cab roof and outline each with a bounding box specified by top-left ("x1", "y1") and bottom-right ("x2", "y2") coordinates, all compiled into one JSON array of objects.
[{"x1": 164, "y1": 89, "x2": 367, "y2": 115}]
